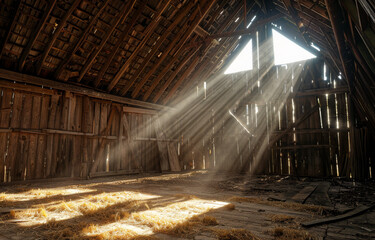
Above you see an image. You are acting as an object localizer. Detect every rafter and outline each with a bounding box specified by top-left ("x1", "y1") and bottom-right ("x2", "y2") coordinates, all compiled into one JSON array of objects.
[
  {"x1": 162, "y1": 56, "x2": 201, "y2": 104},
  {"x1": 281, "y1": 0, "x2": 312, "y2": 47},
  {"x1": 112, "y1": 0, "x2": 195, "y2": 94},
  {"x1": 76, "y1": 0, "x2": 136, "y2": 83},
  {"x1": 93, "y1": 1, "x2": 145, "y2": 88},
  {"x1": 209, "y1": 13, "x2": 283, "y2": 38},
  {"x1": 35, "y1": 0, "x2": 81, "y2": 75},
  {"x1": 106, "y1": 0, "x2": 173, "y2": 92},
  {"x1": 131, "y1": 0, "x2": 217, "y2": 99},
  {"x1": 19, "y1": 0, "x2": 57, "y2": 71},
  {"x1": 153, "y1": 47, "x2": 200, "y2": 103},
  {"x1": 54, "y1": 0, "x2": 110, "y2": 80},
  {"x1": 0, "y1": 0, "x2": 22, "y2": 59},
  {"x1": 142, "y1": 38, "x2": 199, "y2": 101},
  {"x1": 177, "y1": 4, "x2": 252, "y2": 96},
  {"x1": 325, "y1": 0, "x2": 354, "y2": 85},
  {"x1": 162, "y1": 3, "x2": 248, "y2": 103}
]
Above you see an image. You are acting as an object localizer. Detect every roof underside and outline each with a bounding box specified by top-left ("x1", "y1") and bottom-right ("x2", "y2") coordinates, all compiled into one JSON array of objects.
[{"x1": 0, "y1": 0, "x2": 374, "y2": 109}]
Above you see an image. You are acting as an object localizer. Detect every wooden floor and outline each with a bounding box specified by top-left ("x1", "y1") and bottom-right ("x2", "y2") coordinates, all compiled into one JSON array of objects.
[{"x1": 0, "y1": 171, "x2": 374, "y2": 239}]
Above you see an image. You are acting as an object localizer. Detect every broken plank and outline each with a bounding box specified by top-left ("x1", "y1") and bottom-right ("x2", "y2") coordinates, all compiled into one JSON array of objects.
[
  {"x1": 302, "y1": 205, "x2": 375, "y2": 227},
  {"x1": 289, "y1": 184, "x2": 318, "y2": 204}
]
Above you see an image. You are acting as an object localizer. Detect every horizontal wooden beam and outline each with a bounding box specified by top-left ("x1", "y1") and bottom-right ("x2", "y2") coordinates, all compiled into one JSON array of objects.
[
  {"x1": 272, "y1": 144, "x2": 333, "y2": 150},
  {"x1": 273, "y1": 128, "x2": 349, "y2": 135},
  {"x1": 270, "y1": 105, "x2": 320, "y2": 146},
  {"x1": 295, "y1": 86, "x2": 349, "y2": 97},
  {"x1": 0, "y1": 80, "x2": 58, "y2": 95},
  {"x1": 0, "y1": 69, "x2": 169, "y2": 110},
  {"x1": 123, "y1": 106, "x2": 158, "y2": 115},
  {"x1": 133, "y1": 137, "x2": 178, "y2": 142}
]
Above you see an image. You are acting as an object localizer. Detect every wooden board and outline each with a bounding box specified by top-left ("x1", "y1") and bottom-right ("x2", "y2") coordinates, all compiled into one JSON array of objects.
[{"x1": 302, "y1": 205, "x2": 375, "y2": 227}]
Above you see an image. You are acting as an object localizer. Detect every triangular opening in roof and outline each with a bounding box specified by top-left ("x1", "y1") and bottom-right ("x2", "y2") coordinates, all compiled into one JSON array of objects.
[
  {"x1": 272, "y1": 29, "x2": 316, "y2": 65},
  {"x1": 224, "y1": 39, "x2": 253, "y2": 74}
]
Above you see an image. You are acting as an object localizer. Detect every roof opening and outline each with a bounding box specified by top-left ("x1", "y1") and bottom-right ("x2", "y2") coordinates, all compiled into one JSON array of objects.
[
  {"x1": 224, "y1": 39, "x2": 253, "y2": 74},
  {"x1": 272, "y1": 29, "x2": 316, "y2": 65}
]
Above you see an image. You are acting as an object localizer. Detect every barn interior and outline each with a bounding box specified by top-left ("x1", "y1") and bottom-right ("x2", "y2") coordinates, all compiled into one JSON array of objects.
[{"x1": 0, "y1": 0, "x2": 375, "y2": 239}]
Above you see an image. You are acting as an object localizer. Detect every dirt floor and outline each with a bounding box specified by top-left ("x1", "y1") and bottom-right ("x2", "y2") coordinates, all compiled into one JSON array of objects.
[{"x1": 0, "y1": 171, "x2": 374, "y2": 239}]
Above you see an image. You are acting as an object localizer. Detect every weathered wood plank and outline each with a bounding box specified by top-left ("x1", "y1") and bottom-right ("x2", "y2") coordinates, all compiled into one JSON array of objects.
[
  {"x1": 0, "y1": 69, "x2": 168, "y2": 111},
  {"x1": 154, "y1": 118, "x2": 171, "y2": 171},
  {"x1": 302, "y1": 205, "x2": 375, "y2": 227}
]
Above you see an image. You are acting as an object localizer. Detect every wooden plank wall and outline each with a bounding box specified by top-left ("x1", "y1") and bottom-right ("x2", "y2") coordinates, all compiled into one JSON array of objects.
[
  {"x1": 0, "y1": 86, "x2": 161, "y2": 182},
  {"x1": 188, "y1": 58, "x2": 370, "y2": 179}
]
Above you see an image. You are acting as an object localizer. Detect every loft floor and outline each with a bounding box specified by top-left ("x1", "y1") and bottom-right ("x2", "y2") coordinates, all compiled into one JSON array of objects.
[{"x1": 0, "y1": 171, "x2": 374, "y2": 239}]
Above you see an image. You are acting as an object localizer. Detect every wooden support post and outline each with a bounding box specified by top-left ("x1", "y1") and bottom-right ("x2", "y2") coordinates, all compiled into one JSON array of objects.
[
  {"x1": 89, "y1": 106, "x2": 116, "y2": 175},
  {"x1": 117, "y1": 107, "x2": 123, "y2": 171}
]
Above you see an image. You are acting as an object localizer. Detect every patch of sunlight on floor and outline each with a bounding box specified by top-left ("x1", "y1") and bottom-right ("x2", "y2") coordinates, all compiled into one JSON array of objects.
[
  {"x1": 0, "y1": 188, "x2": 95, "y2": 203},
  {"x1": 11, "y1": 190, "x2": 160, "y2": 227},
  {"x1": 84, "y1": 198, "x2": 229, "y2": 238}
]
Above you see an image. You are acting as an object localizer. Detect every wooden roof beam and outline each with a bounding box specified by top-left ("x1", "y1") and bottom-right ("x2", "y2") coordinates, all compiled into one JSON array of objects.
[
  {"x1": 164, "y1": 2, "x2": 250, "y2": 101},
  {"x1": 294, "y1": 0, "x2": 329, "y2": 20},
  {"x1": 142, "y1": 39, "x2": 200, "y2": 101},
  {"x1": 106, "y1": 0, "x2": 173, "y2": 92},
  {"x1": 341, "y1": 0, "x2": 375, "y2": 63},
  {"x1": 162, "y1": 56, "x2": 201, "y2": 104},
  {"x1": 35, "y1": 0, "x2": 81, "y2": 75},
  {"x1": 93, "y1": 1, "x2": 145, "y2": 88},
  {"x1": 0, "y1": 68, "x2": 168, "y2": 111},
  {"x1": 281, "y1": 0, "x2": 312, "y2": 46},
  {"x1": 180, "y1": 5, "x2": 259, "y2": 95},
  {"x1": 54, "y1": 0, "x2": 110, "y2": 80},
  {"x1": 130, "y1": 0, "x2": 217, "y2": 99},
  {"x1": 116, "y1": 1, "x2": 196, "y2": 95},
  {"x1": 0, "y1": 0, "x2": 22, "y2": 59},
  {"x1": 76, "y1": 0, "x2": 136, "y2": 83},
  {"x1": 325, "y1": 0, "x2": 354, "y2": 86},
  {"x1": 209, "y1": 13, "x2": 283, "y2": 38},
  {"x1": 153, "y1": 47, "x2": 200, "y2": 103}
]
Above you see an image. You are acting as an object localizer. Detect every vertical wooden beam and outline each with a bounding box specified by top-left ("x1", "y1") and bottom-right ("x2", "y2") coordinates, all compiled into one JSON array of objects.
[
  {"x1": 106, "y1": 0, "x2": 173, "y2": 92},
  {"x1": 89, "y1": 106, "x2": 116, "y2": 175},
  {"x1": 54, "y1": 0, "x2": 110, "y2": 80},
  {"x1": 19, "y1": 0, "x2": 57, "y2": 71},
  {"x1": 0, "y1": 0, "x2": 22, "y2": 59},
  {"x1": 35, "y1": 0, "x2": 81, "y2": 75},
  {"x1": 117, "y1": 107, "x2": 123, "y2": 171},
  {"x1": 77, "y1": 0, "x2": 136, "y2": 83},
  {"x1": 131, "y1": 0, "x2": 217, "y2": 99}
]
